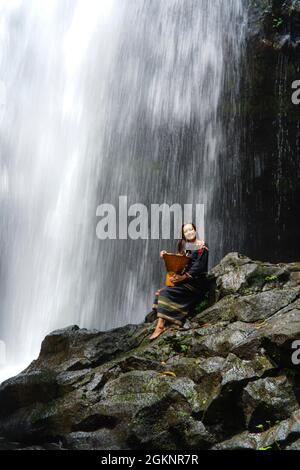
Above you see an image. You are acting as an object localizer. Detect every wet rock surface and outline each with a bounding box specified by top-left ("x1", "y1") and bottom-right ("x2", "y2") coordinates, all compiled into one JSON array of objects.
[
  {"x1": 238, "y1": 0, "x2": 300, "y2": 263},
  {"x1": 0, "y1": 252, "x2": 299, "y2": 450}
]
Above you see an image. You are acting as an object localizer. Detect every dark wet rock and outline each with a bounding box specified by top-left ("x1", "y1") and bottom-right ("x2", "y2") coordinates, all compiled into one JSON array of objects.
[
  {"x1": 229, "y1": 289, "x2": 299, "y2": 322},
  {"x1": 193, "y1": 288, "x2": 299, "y2": 324},
  {"x1": 241, "y1": 375, "x2": 299, "y2": 429},
  {"x1": 61, "y1": 430, "x2": 125, "y2": 450},
  {"x1": 0, "y1": 370, "x2": 60, "y2": 418},
  {"x1": 209, "y1": 252, "x2": 298, "y2": 301},
  {"x1": 25, "y1": 324, "x2": 146, "y2": 372},
  {"x1": 145, "y1": 311, "x2": 157, "y2": 323},
  {"x1": 189, "y1": 321, "x2": 264, "y2": 359},
  {"x1": 240, "y1": 0, "x2": 300, "y2": 265},
  {"x1": 286, "y1": 437, "x2": 300, "y2": 450},
  {"x1": 0, "y1": 436, "x2": 64, "y2": 450},
  {"x1": 213, "y1": 409, "x2": 300, "y2": 450},
  {"x1": 0, "y1": 252, "x2": 299, "y2": 449},
  {"x1": 257, "y1": 301, "x2": 300, "y2": 366},
  {"x1": 251, "y1": 0, "x2": 300, "y2": 54}
]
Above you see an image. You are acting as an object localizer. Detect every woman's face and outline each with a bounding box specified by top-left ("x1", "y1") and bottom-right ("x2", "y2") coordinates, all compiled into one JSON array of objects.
[{"x1": 183, "y1": 224, "x2": 196, "y2": 241}]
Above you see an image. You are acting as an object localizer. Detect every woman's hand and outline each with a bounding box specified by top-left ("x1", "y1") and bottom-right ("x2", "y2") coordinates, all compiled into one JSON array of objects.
[
  {"x1": 170, "y1": 274, "x2": 188, "y2": 284},
  {"x1": 160, "y1": 250, "x2": 167, "y2": 258}
]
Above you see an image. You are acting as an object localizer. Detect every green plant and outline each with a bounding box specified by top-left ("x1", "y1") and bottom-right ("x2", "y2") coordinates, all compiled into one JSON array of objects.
[
  {"x1": 194, "y1": 293, "x2": 210, "y2": 314},
  {"x1": 256, "y1": 420, "x2": 282, "y2": 450},
  {"x1": 256, "y1": 424, "x2": 265, "y2": 432},
  {"x1": 264, "y1": 275, "x2": 278, "y2": 282},
  {"x1": 273, "y1": 17, "x2": 284, "y2": 29},
  {"x1": 180, "y1": 344, "x2": 189, "y2": 354}
]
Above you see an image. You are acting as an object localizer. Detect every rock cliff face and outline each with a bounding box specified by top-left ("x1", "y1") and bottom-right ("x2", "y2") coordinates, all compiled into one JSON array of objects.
[
  {"x1": 0, "y1": 252, "x2": 299, "y2": 450},
  {"x1": 236, "y1": 0, "x2": 300, "y2": 263}
]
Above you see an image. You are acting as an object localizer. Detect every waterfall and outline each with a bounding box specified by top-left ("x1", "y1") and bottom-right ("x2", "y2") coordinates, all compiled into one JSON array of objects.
[{"x1": 0, "y1": 0, "x2": 247, "y2": 383}]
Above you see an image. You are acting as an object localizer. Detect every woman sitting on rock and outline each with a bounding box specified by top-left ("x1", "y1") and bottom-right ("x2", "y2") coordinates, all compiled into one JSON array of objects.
[{"x1": 149, "y1": 223, "x2": 209, "y2": 340}]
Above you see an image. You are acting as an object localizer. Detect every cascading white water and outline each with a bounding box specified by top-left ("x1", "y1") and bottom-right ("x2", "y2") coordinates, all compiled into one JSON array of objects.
[{"x1": 0, "y1": 0, "x2": 247, "y2": 383}]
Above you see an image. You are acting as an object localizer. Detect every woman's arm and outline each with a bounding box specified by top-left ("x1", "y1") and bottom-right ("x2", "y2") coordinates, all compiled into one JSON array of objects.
[
  {"x1": 172, "y1": 245, "x2": 209, "y2": 284},
  {"x1": 184, "y1": 245, "x2": 209, "y2": 280}
]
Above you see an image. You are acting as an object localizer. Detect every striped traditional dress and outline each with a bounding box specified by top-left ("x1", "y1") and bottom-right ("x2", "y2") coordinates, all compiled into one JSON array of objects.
[{"x1": 151, "y1": 241, "x2": 209, "y2": 327}]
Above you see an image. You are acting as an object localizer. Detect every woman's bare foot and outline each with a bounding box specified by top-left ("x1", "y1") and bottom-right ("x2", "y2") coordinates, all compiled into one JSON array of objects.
[
  {"x1": 149, "y1": 325, "x2": 166, "y2": 340},
  {"x1": 149, "y1": 318, "x2": 166, "y2": 340}
]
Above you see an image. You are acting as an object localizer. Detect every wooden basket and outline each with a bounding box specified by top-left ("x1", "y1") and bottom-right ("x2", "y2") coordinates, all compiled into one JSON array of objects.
[{"x1": 162, "y1": 253, "x2": 191, "y2": 287}]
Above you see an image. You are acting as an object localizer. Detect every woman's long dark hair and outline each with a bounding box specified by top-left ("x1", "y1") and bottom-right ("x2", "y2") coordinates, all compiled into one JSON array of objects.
[{"x1": 177, "y1": 223, "x2": 197, "y2": 254}]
